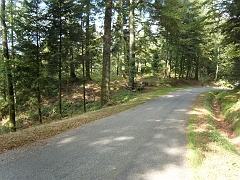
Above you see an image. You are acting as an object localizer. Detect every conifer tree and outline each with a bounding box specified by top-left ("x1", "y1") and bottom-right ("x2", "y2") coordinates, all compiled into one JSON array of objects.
[
  {"x1": 101, "y1": 0, "x2": 112, "y2": 106},
  {"x1": 1, "y1": 0, "x2": 16, "y2": 132}
]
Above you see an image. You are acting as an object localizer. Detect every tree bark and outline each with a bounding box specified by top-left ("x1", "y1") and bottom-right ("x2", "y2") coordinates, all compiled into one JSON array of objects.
[
  {"x1": 35, "y1": 1, "x2": 42, "y2": 123},
  {"x1": 70, "y1": 47, "x2": 76, "y2": 79},
  {"x1": 101, "y1": 0, "x2": 112, "y2": 107},
  {"x1": 194, "y1": 57, "x2": 199, "y2": 80},
  {"x1": 85, "y1": 0, "x2": 91, "y2": 81},
  {"x1": 58, "y1": 1, "x2": 62, "y2": 118},
  {"x1": 214, "y1": 46, "x2": 220, "y2": 81},
  {"x1": 129, "y1": 0, "x2": 135, "y2": 88},
  {"x1": 120, "y1": 0, "x2": 127, "y2": 78}
]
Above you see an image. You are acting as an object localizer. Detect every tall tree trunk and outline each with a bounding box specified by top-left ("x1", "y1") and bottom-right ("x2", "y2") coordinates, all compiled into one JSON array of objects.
[
  {"x1": 81, "y1": 18, "x2": 86, "y2": 112},
  {"x1": 58, "y1": 2, "x2": 62, "y2": 118},
  {"x1": 85, "y1": 0, "x2": 91, "y2": 81},
  {"x1": 35, "y1": 1, "x2": 42, "y2": 123},
  {"x1": 70, "y1": 47, "x2": 76, "y2": 79},
  {"x1": 36, "y1": 30, "x2": 42, "y2": 124},
  {"x1": 120, "y1": 0, "x2": 126, "y2": 78},
  {"x1": 82, "y1": 48, "x2": 86, "y2": 112},
  {"x1": 165, "y1": 33, "x2": 171, "y2": 78},
  {"x1": 101, "y1": 0, "x2": 112, "y2": 107},
  {"x1": 194, "y1": 57, "x2": 199, "y2": 80},
  {"x1": 1, "y1": 0, "x2": 16, "y2": 132},
  {"x1": 179, "y1": 53, "x2": 184, "y2": 79},
  {"x1": 214, "y1": 46, "x2": 220, "y2": 81},
  {"x1": 129, "y1": 0, "x2": 135, "y2": 88}
]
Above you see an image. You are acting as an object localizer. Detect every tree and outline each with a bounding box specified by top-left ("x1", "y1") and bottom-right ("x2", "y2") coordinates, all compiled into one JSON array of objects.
[
  {"x1": 112, "y1": 0, "x2": 128, "y2": 78},
  {"x1": 21, "y1": 0, "x2": 43, "y2": 123},
  {"x1": 85, "y1": 0, "x2": 92, "y2": 81},
  {"x1": 221, "y1": 0, "x2": 240, "y2": 82},
  {"x1": 0, "y1": 0, "x2": 16, "y2": 132},
  {"x1": 128, "y1": 0, "x2": 136, "y2": 88},
  {"x1": 44, "y1": 0, "x2": 77, "y2": 117},
  {"x1": 101, "y1": 0, "x2": 112, "y2": 107}
]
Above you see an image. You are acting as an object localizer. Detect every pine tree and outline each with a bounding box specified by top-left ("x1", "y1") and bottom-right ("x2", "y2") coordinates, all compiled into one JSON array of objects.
[
  {"x1": 101, "y1": 0, "x2": 112, "y2": 106},
  {"x1": 221, "y1": 0, "x2": 240, "y2": 82},
  {"x1": 0, "y1": 0, "x2": 16, "y2": 132}
]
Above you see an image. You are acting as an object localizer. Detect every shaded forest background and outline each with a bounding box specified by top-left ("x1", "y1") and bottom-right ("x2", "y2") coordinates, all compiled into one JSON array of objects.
[{"x1": 0, "y1": 0, "x2": 239, "y2": 133}]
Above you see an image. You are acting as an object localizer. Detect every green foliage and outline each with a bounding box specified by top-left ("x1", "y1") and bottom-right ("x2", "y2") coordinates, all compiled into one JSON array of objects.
[
  {"x1": 0, "y1": 123, "x2": 11, "y2": 135},
  {"x1": 110, "y1": 89, "x2": 137, "y2": 104},
  {"x1": 221, "y1": 0, "x2": 240, "y2": 82}
]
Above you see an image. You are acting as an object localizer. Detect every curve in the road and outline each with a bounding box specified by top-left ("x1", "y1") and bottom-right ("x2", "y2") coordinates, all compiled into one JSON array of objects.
[{"x1": 0, "y1": 88, "x2": 216, "y2": 180}]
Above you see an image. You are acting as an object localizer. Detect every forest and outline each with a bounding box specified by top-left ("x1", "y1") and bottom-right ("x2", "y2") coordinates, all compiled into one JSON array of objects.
[{"x1": 0, "y1": 0, "x2": 239, "y2": 133}]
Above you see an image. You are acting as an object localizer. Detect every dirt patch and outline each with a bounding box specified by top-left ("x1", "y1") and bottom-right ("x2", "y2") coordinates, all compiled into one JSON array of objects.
[{"x1": 213, "y1": 100, "x2": 240, "y2": 152}]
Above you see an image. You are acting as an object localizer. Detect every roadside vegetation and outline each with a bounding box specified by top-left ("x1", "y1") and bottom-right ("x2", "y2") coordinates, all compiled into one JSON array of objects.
[
  {"x1": 0, "y1": 75, "x2": 195, "y2": 153},
  {"x1": 188, "y1": 88, "x2": 240, "y2": 179},
  {"x1": 1, "y1": 74, "x2": 240, "y2": 180}
]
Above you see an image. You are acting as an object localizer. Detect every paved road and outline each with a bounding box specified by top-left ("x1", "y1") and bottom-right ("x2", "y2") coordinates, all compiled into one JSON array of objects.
[{"x1": 0, "y1": 88, "x2": 215, "y2": 180}]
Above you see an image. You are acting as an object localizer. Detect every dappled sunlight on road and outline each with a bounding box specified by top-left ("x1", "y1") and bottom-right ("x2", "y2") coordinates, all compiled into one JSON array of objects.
[
  {"x1": 57, "y1": 137, "x2": 76, "y2": 146},
  {"x1": 143, "y1": 164, "x2": 192, "y2": 180},
  {"x1": 144, "y1": 107, "x2": 154, "y2": 110},
  {"x1": 147, "y1": 119, "x2": 161, "y2": 122},
  {"x1": 90, "y1": 136, "x2": 135, "y2": 146},
  {"x1": 164, "y1": 94, "x2": 176, "y2": 98},
  {"x1": 174, "y1": 108, "x2": 188, "y2": 112}
]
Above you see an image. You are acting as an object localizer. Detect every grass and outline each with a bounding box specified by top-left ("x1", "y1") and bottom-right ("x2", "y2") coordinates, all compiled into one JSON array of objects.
[
  {"x1": 188, "y1": 91, "x2": 240, "y2": 179},
  {"x1": 188, "y1": 115, "x2": 204, "y2": 166},
  {"x1": 216, "y1": 89, "x2": 240, "y2": 134}
]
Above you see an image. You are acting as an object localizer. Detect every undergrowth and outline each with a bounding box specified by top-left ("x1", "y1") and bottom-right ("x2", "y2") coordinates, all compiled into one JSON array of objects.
[{"x1": 0, "y1": 82, "x2": 181, "y2": 153}]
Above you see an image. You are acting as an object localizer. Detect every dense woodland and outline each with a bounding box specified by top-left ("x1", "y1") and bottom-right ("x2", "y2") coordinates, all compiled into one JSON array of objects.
[{"x1": 0, "y1": 0, "x2": 239, "y2": 133}]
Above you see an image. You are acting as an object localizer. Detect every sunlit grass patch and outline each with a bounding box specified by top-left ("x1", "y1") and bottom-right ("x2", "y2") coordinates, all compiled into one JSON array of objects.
[{"x1": 188, "y1": 115, "x2": 205, "y2": 167}]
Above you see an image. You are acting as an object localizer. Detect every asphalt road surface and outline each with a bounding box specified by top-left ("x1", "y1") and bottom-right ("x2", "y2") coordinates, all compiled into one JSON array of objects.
[{"x1": 0, "y1": 88, "x2": 216, "y2": 180}]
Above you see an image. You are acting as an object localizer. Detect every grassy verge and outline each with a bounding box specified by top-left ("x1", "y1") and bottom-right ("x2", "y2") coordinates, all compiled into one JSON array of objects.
[
  {"x1": 0, "y1": 86, "x2": 182, "y2": 154},
  {"x1": 216, "y1": 89, "x2": 240, "y2": 134},
  {"x1": 188, "y1": 91, "x2": 240, "y2": 179}
]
